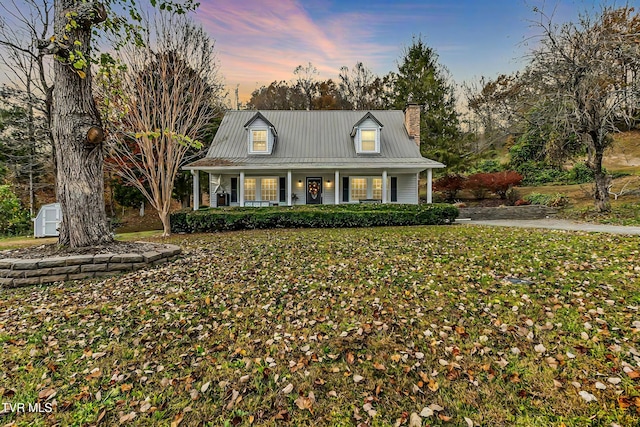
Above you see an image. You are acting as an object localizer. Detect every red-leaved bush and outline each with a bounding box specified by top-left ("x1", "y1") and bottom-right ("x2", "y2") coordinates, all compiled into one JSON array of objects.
[
  {"x1": 464, "y1": 171, "x2": 523, "y2": 199},
  {"x1": 433, "y1": 174, "x2": 465, "y2": 201}
]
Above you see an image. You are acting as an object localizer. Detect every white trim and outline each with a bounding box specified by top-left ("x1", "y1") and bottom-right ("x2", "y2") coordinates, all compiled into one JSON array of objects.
[
  {"x1": 239, "y1": 171, "x2": 245, "y2": 207},
  {"x1": 382, "y1": 170, "x2": 388, "y2": 203},
  {"x1": 427, "y1": 168, "x2": 433, "y2": 204},
  {"x1": 355, "y1": 128, "x2": 380, "y2": 154},
  {"x1": 248, "y1": 128, "x2": 270, "y2": 154},
  {"x1": 287, "y1": 171, "x2": 292, "y2": 206},
  {"x1": 335, "y1": 170, "x2": 340, "y2": 205},
  {"x1": 192, "y1": 170, "x2": 200, "y2": 210}
]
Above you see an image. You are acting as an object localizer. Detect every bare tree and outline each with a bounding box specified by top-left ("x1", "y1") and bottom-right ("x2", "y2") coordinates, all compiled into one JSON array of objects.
[
  {"x1": 0, "y1": 0, "x2": 54, "y2": 214},
  {"x1": 103, "y1": 14, "x2": 224, "y2": 237},
  {"x1": 526, "y1": 5, "x2": 640, "y2": 211},
  {"x1": 338, "y1": 62, "x2": 377, "y2": 110},
  {"x1": 293, "y1": 62, "x2": 318, "y2": 110}
]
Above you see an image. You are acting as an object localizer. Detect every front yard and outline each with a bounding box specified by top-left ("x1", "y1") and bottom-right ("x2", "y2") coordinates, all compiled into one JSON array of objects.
[{"x1": 1, "y1": 226, "x2": 639, "y2": 426}]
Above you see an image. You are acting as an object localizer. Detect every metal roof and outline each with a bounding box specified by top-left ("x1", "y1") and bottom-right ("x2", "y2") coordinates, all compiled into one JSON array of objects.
[{"x1": 185, "y1": 110, "x2": 445, "y2": 170}]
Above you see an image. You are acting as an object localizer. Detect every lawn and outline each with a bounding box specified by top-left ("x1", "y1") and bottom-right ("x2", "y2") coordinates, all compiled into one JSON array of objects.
[{"x1": 1, "y1": 226, "x2": 639, "y2": 426}]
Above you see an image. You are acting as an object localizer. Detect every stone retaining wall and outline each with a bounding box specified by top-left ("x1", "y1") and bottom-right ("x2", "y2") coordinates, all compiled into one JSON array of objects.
[
  {"x1": 0, "y1": 244, "x2": 181, "y2": 288},
  {"x1": 457, "y1": 205, "x2": 558, "y2": 220}
]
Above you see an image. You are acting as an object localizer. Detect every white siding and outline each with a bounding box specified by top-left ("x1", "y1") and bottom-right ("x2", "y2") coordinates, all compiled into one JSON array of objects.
[
  {"x1": 396, "y1": 173, "x2": 418, "y2": 204},
  {"x1": 213, "y1": 171, "x2": 419, "y2": 206}
]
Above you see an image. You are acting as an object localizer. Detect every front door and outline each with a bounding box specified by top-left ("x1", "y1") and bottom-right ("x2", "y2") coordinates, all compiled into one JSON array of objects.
[{"x1": 306, "y1": 177, "x2": 322, "y2": 204}]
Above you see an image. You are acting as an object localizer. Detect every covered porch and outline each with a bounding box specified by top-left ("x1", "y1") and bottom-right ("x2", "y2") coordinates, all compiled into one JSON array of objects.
[{"x1": 188, "y1": 167, "x2": 436, "y2": 210}]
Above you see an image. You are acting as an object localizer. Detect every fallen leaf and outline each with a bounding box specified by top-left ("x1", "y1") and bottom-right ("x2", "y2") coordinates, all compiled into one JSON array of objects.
[
  {"x1": 119, "y1": 411, "x2": 136, "y2": 424},
  {"x1": 282, "y1": 383, "x2": 294, "y2": 394},
  {"x1": 201, "y1": 382, "x2": 211, "y2": 393},
  {"x1": 438, "y1": 413, "x2": 452, "y2": 422},
  {"x1": 373, "y1": 362, "x2": 386, "y2": 371},
  {"x1": 353, "y1": 374, "x2": 364, "y2": 383},
  {"x1": 409, "y1": 412, "x2": 422, "y2": 427},
  {"x1": 170, "y1": 412, "x2": 184, "y2": 427},
  {"x1": 464, "y1": 416, "x2": 474, "y2": 427},
  {"x1": 420, "y1": 407, "x2": 434, "y2": 417},
  {"x1": 38, "y1": 388, "x2": 56, "y2": 401},
  {"x1": 579, "y1": 390, "x2": 597, "y2": 403},
  {"x1": 363, "y1": 402, "x2": 377, "y2": 417},
  {"x1": 295, "y1": 393, "x2": 315, "y2": 413}
]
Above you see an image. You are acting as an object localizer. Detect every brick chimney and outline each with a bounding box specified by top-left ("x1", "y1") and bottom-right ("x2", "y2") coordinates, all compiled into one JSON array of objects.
[{"x1": 404, "y1": 103, "x2": 420, "y2": 147}]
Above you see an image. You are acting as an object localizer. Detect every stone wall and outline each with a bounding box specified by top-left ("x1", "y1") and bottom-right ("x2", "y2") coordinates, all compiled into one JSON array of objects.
[
  {"x1": 457, "y1": 205, "x2": 558, "y2": 220},
  {"x1": 0, "y1": 244, "x2": 181, "y2": 288}
]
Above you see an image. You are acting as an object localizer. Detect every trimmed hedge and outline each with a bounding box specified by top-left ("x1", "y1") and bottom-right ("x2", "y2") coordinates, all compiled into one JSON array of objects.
[{"x1": 170, "y1": 204, "x2": 459, "y2": 233}]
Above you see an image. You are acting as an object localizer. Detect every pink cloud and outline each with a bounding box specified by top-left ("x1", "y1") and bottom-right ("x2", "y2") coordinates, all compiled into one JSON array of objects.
[{"x1": 195, "y1": 0, "x2": 398, "y2": 102}]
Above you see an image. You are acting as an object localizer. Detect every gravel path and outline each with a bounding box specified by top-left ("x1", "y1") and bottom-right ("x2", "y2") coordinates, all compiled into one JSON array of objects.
[{"x1": 459, "y1": 218, "x2": 640, "y2": 235}]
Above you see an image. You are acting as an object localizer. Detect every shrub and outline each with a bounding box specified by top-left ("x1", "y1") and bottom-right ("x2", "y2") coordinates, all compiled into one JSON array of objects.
[
  {"x1": 525, "y1": 192, "x2": 569, "y2": 207},
  {"x1": 170, "y1": 204, "x2": 459, "y2": 233},
  {"x1": 0, "y1": 185, "x2": 31, "y2": 236},
  {"x1": 464, "y1": 174, "x2": 490, "y2": 200},
  {"x1": 465, "y1": 171, "x2": 523, "y2": 199},
  {"x1": 513, "y1": 161, "x2": 566, "y2": 186},
  {"x1": 564, "y1": 162, "x2": 594, "y2": 184},
  {"x1": 505, "y1": 187, "x2": 520, "y2": 206},
  {"x1": 471, "y1": 159, "x2": 504, "y2": 173},
  {"x1": 433, "y1": 174, "x2": 465, "y2": 202}
]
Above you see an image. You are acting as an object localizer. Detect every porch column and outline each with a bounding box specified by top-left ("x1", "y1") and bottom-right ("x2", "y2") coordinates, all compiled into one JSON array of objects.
[
  {"x1": 334, "y1": 170, "x2": 340, "y2": 205},
  {"x1": 192, "y1": 170, "x2": 200, "y2": 211},
  {"x1": 382, "y1": 170, "x2": 388, "y2": 203},
  {"x1": 287, "y1": 171, "x2": 292, "y2": 206},
  {"x1": 239, "y1": 171, "x2": 245, "y2": 207},
  {"x1": 426, "y1": 168, "x2": 433, "y2": 204},
  {"x1": 208, "y1": 173, "x2": 214, "y2": 207}
]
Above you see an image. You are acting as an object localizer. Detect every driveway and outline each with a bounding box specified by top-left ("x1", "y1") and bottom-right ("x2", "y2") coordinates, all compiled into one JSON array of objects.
[{"x1": 460, "y1": 218, "x2": 640, "y2": 235}]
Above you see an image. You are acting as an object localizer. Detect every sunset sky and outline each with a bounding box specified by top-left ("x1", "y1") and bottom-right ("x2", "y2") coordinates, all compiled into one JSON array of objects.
[{"x1": 193, "y1": 0, "x2": 603, "y2": 104}]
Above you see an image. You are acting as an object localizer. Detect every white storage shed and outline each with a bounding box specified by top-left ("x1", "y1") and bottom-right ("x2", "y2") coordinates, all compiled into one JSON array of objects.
[{"x1": 33, "y1": 203, "x2": 61, "y2": 238}]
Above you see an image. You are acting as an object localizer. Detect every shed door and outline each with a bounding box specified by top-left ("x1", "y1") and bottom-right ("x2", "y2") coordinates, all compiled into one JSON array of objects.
[{"x1": 43, "y1": 206, "x2": 60, "y2": 236}]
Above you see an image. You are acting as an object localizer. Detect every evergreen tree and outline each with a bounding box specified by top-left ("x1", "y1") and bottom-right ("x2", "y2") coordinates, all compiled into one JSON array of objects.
[{"x1": 393, "y1": 37, "x2": 464, "y2": 170}]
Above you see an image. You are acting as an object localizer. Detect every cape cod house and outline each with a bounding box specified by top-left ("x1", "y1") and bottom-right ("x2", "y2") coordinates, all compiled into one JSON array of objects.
[{"x1": 184, "y1": 105, "x2": 445, "y2": 209}]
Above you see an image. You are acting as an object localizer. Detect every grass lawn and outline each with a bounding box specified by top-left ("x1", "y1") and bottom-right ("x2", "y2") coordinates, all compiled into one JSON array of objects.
[
  {"x1": 1, "y1": 226, "x2": 640, "y2": 426},
  {"x1": 0, "y1": 231, "x2": 165, "y2": 251}
]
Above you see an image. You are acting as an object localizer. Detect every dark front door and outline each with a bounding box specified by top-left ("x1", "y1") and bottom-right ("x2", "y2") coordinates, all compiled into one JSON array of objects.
[{"x1": 306, "y1": 177, "x2": 322, "y2": 204}]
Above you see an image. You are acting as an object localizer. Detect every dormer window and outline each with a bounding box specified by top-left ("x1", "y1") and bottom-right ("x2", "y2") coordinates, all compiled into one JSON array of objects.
[
  {"x1": 251, "y1": 129, "x2": 268, "y2": 152},
  {"x1": 245, "y1": 112, "x2": 277, "y2": 155},
  {"x1": 360, "y1": 129, "x2": 377, "y2": 152},
  {"x1": 352, "y1": 112, "x2": 383, "y2": 154}
]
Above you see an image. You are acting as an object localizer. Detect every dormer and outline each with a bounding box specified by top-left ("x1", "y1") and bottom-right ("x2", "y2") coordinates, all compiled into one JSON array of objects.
[
  {"x1": 244, "y1": 112, "x2": 277, "y2": 155},
  {"x1": 350, "y1": 112, "x2": 383, "y2": 154}
]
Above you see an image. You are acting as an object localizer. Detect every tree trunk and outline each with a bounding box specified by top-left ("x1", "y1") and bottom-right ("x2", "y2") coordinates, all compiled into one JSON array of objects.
[
  {"x1": 588, "y1": 132, "x2": 611, "y2": 213},
  {"x1": 160, "y1": 211, "x2": 171, "y2": 238},
  {"x1": 52, "y1": 0, "x2": 112, "y2": 247}
]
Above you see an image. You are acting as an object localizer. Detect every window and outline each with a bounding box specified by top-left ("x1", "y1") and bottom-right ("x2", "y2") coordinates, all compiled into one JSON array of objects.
[
  {"x1": 261, "y1": 178, "x2": 278, "y2": 201},
  {"x1": 251, "y1": 130, "x2": 267, "y2": 152},
  {"x1": 244, "y1": 178, "x2": 256, "y2": 201},
  {"x1": 372, "y1": 178, "x2": 383, "y2": 200},
  {"x1": 349, "y1": 176, "x2": 391, "y2": 201},
  {"x1": 351, "y1": 178, "x2": 367, "y2": 201},
  {"x1": 360, "y1": 129, "x2": 377, "y2": 152}
]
